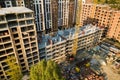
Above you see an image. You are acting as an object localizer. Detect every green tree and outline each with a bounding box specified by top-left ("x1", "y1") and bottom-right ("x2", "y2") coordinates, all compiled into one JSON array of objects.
[
  {"x1": 30, "y1": 60, "x2": 65, "y2": 80},
  {"x1": 6, "y1": 56, "x2": 22, "y2": 80}
]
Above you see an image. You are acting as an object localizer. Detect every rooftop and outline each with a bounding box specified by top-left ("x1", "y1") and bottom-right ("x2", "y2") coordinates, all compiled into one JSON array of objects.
[
  {"x1": 0, "y1": 7, "x2": 33, "y2": 15},
  {"x1": 38, "y1": 24, "x2": 103, "y2": 49},
  {"x1": 83, "y1": 4, "x2": 120, "y2": 12}
]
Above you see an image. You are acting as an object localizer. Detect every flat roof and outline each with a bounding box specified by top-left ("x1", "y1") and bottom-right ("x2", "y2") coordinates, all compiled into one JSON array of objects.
[
  {"x1": 0, "y1": 7, "x2": 33, "y2": 15},
  {"x1": 38, "y1": 24, "x2": 103, "y2": 49}
]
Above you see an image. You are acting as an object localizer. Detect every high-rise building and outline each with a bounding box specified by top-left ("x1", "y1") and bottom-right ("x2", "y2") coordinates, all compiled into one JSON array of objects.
[
  {"x1": 0, "y1": 0, "x2": 24, "y2": 7},
  {"x1": 44, "y1": 0, "x2": 76, "y2": 33},
  {"x1": 80, "y1": 4, "x2": 120, "y2": 41},
  {"x1": 33, "y1": 0, "x2": 45, "y2": 32},
  {"x1": 107, "y1": 11, "x2": 120, "y2": 41},
  {"x1": 43, "y1": 0, "x2": 58, "y2": 33},
  {"x1": 0, "y1": 0, "x2": 77, "y2": 34},
  {"x1": 0, "y1": 7, "x2": 39, "y2": 79},
  {"x1": 0, "y1": 0, "x2": 46, "y2": 33}
]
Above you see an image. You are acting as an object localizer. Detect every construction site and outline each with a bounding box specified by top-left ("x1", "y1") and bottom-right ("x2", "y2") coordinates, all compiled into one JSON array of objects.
[
  {"x1": 59, "y1": 40, "x2": 120, "y2": 80},
  {"x1": 37, "y1": 0, "x2": 120, "y2": 80},
  {"x1": 38, "y1": 24, "x2": 104, "y2": 62}
]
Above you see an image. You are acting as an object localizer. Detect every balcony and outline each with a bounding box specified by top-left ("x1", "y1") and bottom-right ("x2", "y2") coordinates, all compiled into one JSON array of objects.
[
  {"x1": 31, "y1": 42, "x2": 36, "y2": 47},
  {"x1": 22, "y1": 67, "x2": 26, "y2": 71},
  {"x1": 4, "y1": 43, "x2": 12, "y2": 49},
  {"x1": 28, "y1": 62, "x2": 33, "y2": 66},
  {"x1": 20, "y1": 59, "x2": 24, "y2": 63},
  {"x1": 6, "y1": 48, "x2": 13, "y2": 54},
  {"x1": 27, "y1": 54, "x2": 31, "y2": 58},
  {"x1": 11, "y1": 28, "x2": 17, "y2": 33},
  {"x1": 0, "y1": 16, "x2": 6, "y2": 23},
  {"x1": 34, "y1": 60, "x2": 38, "y2": 64},
  {"x1": 24, "y1": 44, "x2": 30, "y2": 48},
  {"x1": 0, "y1": 24, "x2": 7, "y2": 30},
  {"x1": 31, "y1": 37, "x2": 36, "y2": 41},
  {"x1": 21, "y1": 63, "x2": 25, "y2": 67},
  {"x1": 1, "y1": 76, "x2": 5, "y2": 80},
  {"x1": 2, "y1": 62, "x2": 7, "y2": 66},
  {"x1": 18, "y1": 14, "x2": 24, "y2": 19},
  {"x1": 13, "y1": 34, "x2": 19, "y2": 39},
  {"x1": 28, "y1": 26, "x2": 34, "y2": 31},
  {"x1": 15, "y1": 39, "x2": 20, "y2": 44},
  {"x1": 0, "y1": 71, "x2": 3, "y2": 75},
  {"x1": 27, "y1": 58, "x2": 32, "y2": 63},
  {"x1": 0, "y1": 45, "x2": 4, "y2": 50},
  {"x1": 33, "y1": 56, "x2": 38, "y2": 60},
  {"x1": 22, "y1": 33, "x2": 28, "y2": 38},
  {"x1": 0, "y1": 30, "x2": 9, "y2": 37},
  {"x1": 0, "y1": 56, "x2": 7, "y2": 62},
  {"x1": 23, "y1": 39, "x2": 29, "y2": 44},
  {"x1": 26, "y1": 49, "x2": 31, "y2": 54},
  {"x1": 16, "y1": 45, "x2": 21, "y2": 49},
  {"x1": 32, "y1": 47, "x2": 37, "y2": 52},
  {"x1": 2, "y1": 37, "x2": 11, "y2": 43},
  {"x1": 6, "y1": 14, "x2": 17, "y2": 21},
  {"x1": 29, "y1": 32, "x2": 35, "y2": 36},
  {"x1": 8, "y1": 21, "x2": 18, "y2": 27},
  {"x1": 26, "y1": 20, "x2": 33, "y2": 25},
  {"x1": 25, "y1": 13, "x2": 32, "y2": 18},
  {"x1": 19, "y1": 55, "x2": 23, "y2": 59},
  {"x1": 19, "y1": 21, "x2": 26, "y2": 26},
  {"x1": 0, "y1": 39, "x2": 2, "y2": 43},
  {"x1": 21, "y1": 27, "x2": 27, "y2": 32},
  {"x1": 3, "y1": 66, "x2": 9, "y2": 71},
  {"x1": 33, "y1": 52, "x2": 38, "y2": 56},
  {"x1": 18, "y1": 50, "x2": 22, "y2": 54},
  {"x1": 0, "y1": 51, "x2": 6, "y2": 56}
]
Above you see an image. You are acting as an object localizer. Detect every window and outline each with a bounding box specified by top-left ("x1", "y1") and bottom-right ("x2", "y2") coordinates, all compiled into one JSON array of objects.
[
  {"x1": 0, "y1": 16, "x2": 5, "y2": 22},
  {"x1": 18, "y1": 14, "x2": 24, "y2": 19},
  {"x1": 5, "y1": 1, "x2": 12, "y2": 7},
  {"x1": 26, "y1": 20, "x2": 33, "y2": 24}
]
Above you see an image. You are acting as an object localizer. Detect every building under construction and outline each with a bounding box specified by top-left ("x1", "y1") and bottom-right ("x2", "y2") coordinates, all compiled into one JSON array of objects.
[
  {"x1": 80, "y1": 3, "x2": 120, "y2": 42},
  {"x1": 0, "y1": 7, "x2": 39, "y2": 80},
  {"x1": 38, "y1": 24, "x2": 104, "y2": 62}
]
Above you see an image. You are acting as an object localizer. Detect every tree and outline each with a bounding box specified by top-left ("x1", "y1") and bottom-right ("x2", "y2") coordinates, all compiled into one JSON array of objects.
[
  {"x1": 30, "y1": 60, "x2": 65, "y2": 80},
  {"x1": 6, "y1": 56, "x2": 22, "y2": 80}
]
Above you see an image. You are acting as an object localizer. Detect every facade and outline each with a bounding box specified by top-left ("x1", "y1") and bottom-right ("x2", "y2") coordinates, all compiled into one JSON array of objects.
[
  {"x1": 0, "y1": 0, "x2": 77, "y2": 34},
  {"x1": 68, "y1": 0, "x2": 76, "y2": 28},
  {"x1": 81, "y1": 4, "x2": 120, "y2": 41},
  {"x1": 0, "y1": 7, "x2": 39, "y2": 79},
  {"x1": 0, "y1": 0, "x2": 45, "y2": 32},
  {"x1": 107, "y1": 11, "x2": 120, "y2": 41},
  {"x1": 38, "y1": 24, "x2": 104, "y2": 62},
  {"x1": 44, "y1": 0, "x2": 76, "y2": 33},
  {"x1": 0, "y1": 0, "x2": 24, "y2": 7},
  {"x1": 33, "y1": 0, "x2": 45, "y2": 32}
]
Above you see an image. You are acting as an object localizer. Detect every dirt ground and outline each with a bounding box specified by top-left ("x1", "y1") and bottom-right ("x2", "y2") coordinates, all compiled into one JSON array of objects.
[{"x1": 101, "y1": 65, "x2": 120, "y2": 80}]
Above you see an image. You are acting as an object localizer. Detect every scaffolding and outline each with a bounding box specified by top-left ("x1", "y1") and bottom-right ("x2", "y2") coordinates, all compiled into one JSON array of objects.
[{"x1": 72, "y1": 0, "x2": 82, "y2": 56}]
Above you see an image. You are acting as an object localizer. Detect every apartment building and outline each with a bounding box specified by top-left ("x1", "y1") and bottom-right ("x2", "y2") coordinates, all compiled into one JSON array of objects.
[
  {"x1": 0, "y1": 0, "x2": 46, "y2": 33},
  {"x1": 38, "y1": 24, "x2": 104, "y2": 62},
  {"x1": 58, "y1": 0, "x2": 69, "y2": 29},
  {"x1": 0, "y1": 7, "x2": 39, "y2": 79},
  {"x1": 0, "y1": 0, "x2": 77, "y2": 33},
  {"x1": 0, "y1": 0, "x2": 24, "y2": 7},
  {"x1": 44, "y1": 0, "x2": 76, "y2": 33},
  {"x1": 107, "y1": 11, "x2": 120, "y2": 41},
  {"x1": 81, "y1": 4, "x2": 120, "y2": 41},
  {"x1": 33, "y1": 0, "x2": 45, "y2": 32}
]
